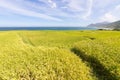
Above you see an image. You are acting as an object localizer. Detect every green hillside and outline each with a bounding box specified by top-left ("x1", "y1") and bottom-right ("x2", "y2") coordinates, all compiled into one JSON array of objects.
[{"x1": 0, "y1": 30, "x2": 120, "y2": 80}]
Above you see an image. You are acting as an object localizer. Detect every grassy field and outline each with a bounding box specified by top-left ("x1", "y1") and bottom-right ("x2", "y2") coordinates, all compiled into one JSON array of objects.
[{"x1": 0, "y1": 30, "x2": 120, "y2": 80}]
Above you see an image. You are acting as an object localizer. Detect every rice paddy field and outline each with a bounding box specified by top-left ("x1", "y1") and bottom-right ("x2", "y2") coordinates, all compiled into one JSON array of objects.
[{"x1": 0, "y1": 30, "x2": 120, "y2": 80}]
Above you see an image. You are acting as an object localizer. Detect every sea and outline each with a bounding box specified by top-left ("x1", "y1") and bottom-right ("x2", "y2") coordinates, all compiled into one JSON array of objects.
[{"x1": 0, "y1": 27, "x2": 96, "y2": 30}]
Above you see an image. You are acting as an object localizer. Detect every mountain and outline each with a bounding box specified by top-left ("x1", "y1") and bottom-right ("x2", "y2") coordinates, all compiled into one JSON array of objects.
[
  {"x1": 87, "y1": 20, "x2": 120, "y2": 30},
  {"x1": 87, "y1": 22, "x2": 110, "y2": 28},
  {"x1": 104, "y1": 21, "x2": 120, "y2": 29}
]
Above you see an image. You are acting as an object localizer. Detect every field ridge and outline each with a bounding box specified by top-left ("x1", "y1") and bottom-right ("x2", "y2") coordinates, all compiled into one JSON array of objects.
[{"x1": 17, "y1": 33, "x2": 35, "y2": 46}]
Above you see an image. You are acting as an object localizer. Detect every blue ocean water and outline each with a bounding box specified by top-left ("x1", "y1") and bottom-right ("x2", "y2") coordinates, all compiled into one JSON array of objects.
[{"x1": 0, "y1": 27, "x2": 96, "y2": 30}]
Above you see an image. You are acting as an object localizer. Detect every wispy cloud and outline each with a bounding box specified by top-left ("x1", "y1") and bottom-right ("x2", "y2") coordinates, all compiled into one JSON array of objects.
[
  {"x1": 60, "y1": 0, "x2": 93, "y2": 19},
  {"x1": 0, "y1": 0, "x2": 120, "y2": 26},
  {"x1": 83, "y1": 0, "x2": 93, "y2": 19},
  {"x1": 0, "y1": 0, "x2": 62, "y2": 21},
  {"x1": 38, "y1": 0, "x2": 57, "y2": 8},
  {"x1": 65, "y1": 0, "x2": 85, "y2": 12},
  {"x1": 0, "y1": 0, "x2": 94, "y2": 21},
  {"x1": 97, "y1": 0, "x2": 116, "y2": 7}
]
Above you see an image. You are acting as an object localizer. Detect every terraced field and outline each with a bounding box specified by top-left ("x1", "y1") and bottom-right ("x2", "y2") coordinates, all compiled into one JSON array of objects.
[{"x1": 0, "y1": 30, "x2": 120, "y2": 80}]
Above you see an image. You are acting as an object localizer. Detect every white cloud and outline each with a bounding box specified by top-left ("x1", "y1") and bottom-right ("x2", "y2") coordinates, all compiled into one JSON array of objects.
[
  {"x1": 48, "y1": 0, "x2": 57, "y2": 8},
  {"x1": 38, "y1": 0, "x2": 57, "y2": 8},
  {"x1": 0, "y1": 0, "x2": 61, "y2": 21},
  {"x1": 100, "y1": 4, "x2": 120, "y2": 22},
  {"x1": 100, "y1": 13, "x2": 118, "y2": 22}
]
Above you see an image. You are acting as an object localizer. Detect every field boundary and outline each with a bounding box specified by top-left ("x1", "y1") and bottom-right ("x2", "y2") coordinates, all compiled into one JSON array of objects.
[{"x1": 17, "y1": 33, "x2": 35, "y2": 46}]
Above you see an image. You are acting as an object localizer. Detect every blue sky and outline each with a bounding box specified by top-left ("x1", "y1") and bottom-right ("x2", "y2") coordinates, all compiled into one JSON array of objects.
[{"x1": 0, "y1": 0, "x2": 120, "y2": 27}]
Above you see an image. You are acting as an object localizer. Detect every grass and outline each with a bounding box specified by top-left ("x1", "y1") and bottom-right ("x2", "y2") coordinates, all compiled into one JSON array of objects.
[{"x1": 0, "y1": 30, "x2": 120, "y2": 80}]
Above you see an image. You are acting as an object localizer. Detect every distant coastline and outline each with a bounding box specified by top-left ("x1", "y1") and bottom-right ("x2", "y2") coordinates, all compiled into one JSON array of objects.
[{"x1": 0, "y1": 27, "x2": 96, "y2": 31}]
